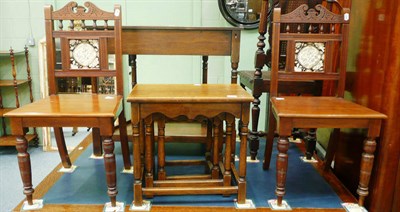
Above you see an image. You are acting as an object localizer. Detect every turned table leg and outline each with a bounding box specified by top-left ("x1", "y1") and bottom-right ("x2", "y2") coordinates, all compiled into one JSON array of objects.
[
  {"x1": 157, "y1": 117, "x2": 166, "y2": 180},
  {"x1": 212, "y1": 118, "x2": 221, "y2": 179},
  {"x1": 238, "y1": 117, "x2": 249, "y2": 204},
  {"x1": 144, "y1": 116, "x2": 154, "y2": 198},
  {"x1": 223, "y1": 114, "x2": 234, "y2": 187},
  {"x1": 132, "y1": 119, "x2": 143, "y2": 206}
]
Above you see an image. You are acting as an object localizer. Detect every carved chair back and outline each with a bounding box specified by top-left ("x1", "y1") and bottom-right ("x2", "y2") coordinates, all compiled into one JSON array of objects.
[
  {"x1": 264, "y1": 0, "x2": 323, "y2": 68},
  {"x1": 44, "y1": 1, "x2": 123, "y2": 96},
  {"x1": 270, "y1": 0, "x2": 350, "y2": 98}
]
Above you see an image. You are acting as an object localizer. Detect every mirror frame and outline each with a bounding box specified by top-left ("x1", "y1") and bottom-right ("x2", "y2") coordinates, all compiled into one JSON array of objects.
[{"x1": 218, "y1": 0, "x2": 260, "y2": 29}]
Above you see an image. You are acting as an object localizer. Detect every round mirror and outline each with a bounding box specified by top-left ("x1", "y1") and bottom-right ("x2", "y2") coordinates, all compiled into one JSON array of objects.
[{"x1": 218, "y1": 0, "x2": 262, "y2": 29}]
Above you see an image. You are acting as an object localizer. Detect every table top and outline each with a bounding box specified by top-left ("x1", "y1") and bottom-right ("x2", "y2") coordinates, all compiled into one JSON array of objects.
[
  {"x1": 127, "y1": 84, "x2": 253, "y2": 103},
  {"x1": 271, "y1": 96, "x2": 387, "y2": 119},
  {"x1": 4, "y1": 94, "x2": 122, "y2": 118}
]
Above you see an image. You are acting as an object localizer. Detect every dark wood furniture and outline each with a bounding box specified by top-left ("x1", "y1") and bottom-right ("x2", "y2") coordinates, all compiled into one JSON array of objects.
[
  {"x1": 267, "y1": 1, "x2": 387, "y2": 208},
  {"x1": 0, "y1": 47, "x2": 37, "y2": 146},
  {"x1": 128, "y1": 84, "x2": 253, "y2": 207},
  {"x1": 238, "y1": 0, "x2": 323, "y2": 162},
  {"x1": 4, "y1": 2, "x2": 130, "y2": 209}
]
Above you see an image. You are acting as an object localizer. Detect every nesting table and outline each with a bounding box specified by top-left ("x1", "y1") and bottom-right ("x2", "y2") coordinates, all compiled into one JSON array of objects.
[{"x1": 127, "y1": 84, "x2": 253, "y2": 207}]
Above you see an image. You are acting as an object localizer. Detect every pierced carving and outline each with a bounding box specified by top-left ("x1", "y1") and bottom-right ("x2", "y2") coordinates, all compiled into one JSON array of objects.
[
  {"x1": 280, "y1": 4, "x2": 344, "y2": 23},
  {"x1": 52, "y1": 1, "x2": 115, "y2": 20},
  {"x1": 69, "y1": 39, "x2": 100, "y2": 69},
  {"x1": 294, "y1": 42, "x2": 325, "y2": 72}
]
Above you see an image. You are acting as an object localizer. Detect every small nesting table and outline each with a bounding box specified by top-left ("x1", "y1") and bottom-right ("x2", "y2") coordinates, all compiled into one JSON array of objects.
[{"x1": 127, "y1": 84, "x2": 253, "y2": 207}]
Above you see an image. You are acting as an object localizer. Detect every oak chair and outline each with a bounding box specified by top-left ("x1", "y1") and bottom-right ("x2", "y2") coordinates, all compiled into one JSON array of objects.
[
  {"x1": 266, "y1": 1, "x2": 387, "y2": 208},
  {"x1": 4, "y1": 2, "x2": 130, "y2": 209},
  {"x1": 238, "y1": 0, "x2": 323, "y2": 162}
]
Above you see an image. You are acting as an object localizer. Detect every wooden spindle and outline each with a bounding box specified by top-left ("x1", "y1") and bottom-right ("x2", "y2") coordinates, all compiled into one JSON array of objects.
[
  {"x1": 81, "y1": 20, "x2": 86, "y2": 30},
  {"x1": 93, "y1": 20, "x2": 97, "y2": 30},
  {"x1": 9, "y1": 47, "x2": 20, "y2": 108},
  {"x1": 104, "y1": 20, "x2": 108, "y2": 30},
  {"x1": 69, "y1": 20, "x2": 73, "y2": 30},
  {"x1": 24, "y1": 47, "x2": 33, "y2": 103},
  {"x1": 286, "y1": 25, "x2": 290, "y2": 33},
  {"x1": 331, "y1": 24, "x2": 335, "y2": 33},
  {"x1": 308, "y1": 24, "x2": 312, "y2": 33},
  {"x1": 297, "y1": 24, "x2": 301, "y2": 33},
  {"x1": 320, "y1": 24, "x2": 324, "y2": 33},
  {"x1": 58, "y1": 20, "x2": 63, "y2": 30}
]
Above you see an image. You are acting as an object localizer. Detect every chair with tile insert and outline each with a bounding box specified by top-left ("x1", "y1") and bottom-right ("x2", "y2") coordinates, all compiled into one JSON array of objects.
[
  {"x1": 265, "y1": 0, "x2": 386, "y2": 209},
  {"x1": 238, "y1": 0, "x2": 323, "y2": 164},
  {"x1": 4, "y1": 1, "x2": 130, "y2": 209}
]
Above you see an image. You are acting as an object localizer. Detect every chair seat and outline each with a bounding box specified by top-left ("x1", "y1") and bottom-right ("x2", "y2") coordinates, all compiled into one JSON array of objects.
[
  {"x1": 238, "y1": 70, "x2": 318, "y2": 93},
  {"x1": 271, "y1": 96, "x2": 386, "y2": 119},
  {"x1": 5, "y1": 94, "x2": 123, "y2": 118}
]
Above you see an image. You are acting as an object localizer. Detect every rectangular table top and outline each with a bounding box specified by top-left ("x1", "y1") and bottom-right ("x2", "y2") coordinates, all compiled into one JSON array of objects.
[{"x1": 127, "y1": 84, "x2": 253, "y2": 103}]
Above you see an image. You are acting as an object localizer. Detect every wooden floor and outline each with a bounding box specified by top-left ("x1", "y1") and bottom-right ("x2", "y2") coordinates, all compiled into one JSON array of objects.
[{"x1": 13, "y1": 126, "x2": 354, "y2": 211}]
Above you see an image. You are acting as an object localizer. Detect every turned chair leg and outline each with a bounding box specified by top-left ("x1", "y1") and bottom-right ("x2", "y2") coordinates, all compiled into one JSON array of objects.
[
  {"x1": 305, "y1": 128, "x2": 317, "y2": 160},
  {"x1": 102, "y1": 136, "x2": 118, "y2": 207},
  {"x1": 16, "y1": 135, "x2": 34, "y2": 205}
]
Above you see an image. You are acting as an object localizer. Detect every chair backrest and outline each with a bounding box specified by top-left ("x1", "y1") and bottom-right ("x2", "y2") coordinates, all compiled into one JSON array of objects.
[
  {"x1": 44, "y1": 1, "x2": 123, "y2": 96},
  {"x1": 270, "y1": 0, "x2": 350, "y2": 98},
  {"x1": 265, "y1": 0, "x2": 320, "y2": 68}
]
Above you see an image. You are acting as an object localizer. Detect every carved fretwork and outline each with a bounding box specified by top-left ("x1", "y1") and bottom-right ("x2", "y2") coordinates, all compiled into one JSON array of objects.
[
  {"x1": 280, "y1": 4, "x2": 346, "y2": 23},
  {"x1": 52, "y1": 1, "x2": 115, "y2": 20}
]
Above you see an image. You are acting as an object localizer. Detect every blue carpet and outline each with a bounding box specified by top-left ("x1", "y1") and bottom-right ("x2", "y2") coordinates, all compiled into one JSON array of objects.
[{"x1": 44, "y1": 140, "x2": 343, "y2": 208}]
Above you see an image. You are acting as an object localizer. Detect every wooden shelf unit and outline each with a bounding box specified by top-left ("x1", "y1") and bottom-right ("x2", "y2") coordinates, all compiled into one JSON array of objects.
[{"x1": 0, "y1": 47, "x2": 38, "y2": 146}]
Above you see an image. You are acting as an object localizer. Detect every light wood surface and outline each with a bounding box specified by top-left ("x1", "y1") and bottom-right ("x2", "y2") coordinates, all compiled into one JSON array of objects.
[
  {"x1": 271, "y1": 97, "x2": 387, "y2": 119},
  {"x1": 4, "y1": 94, "x2": 122, "y2": 118},
  {"x1": 127, "y1": 84, "x2": 253, "y2": 103}
]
